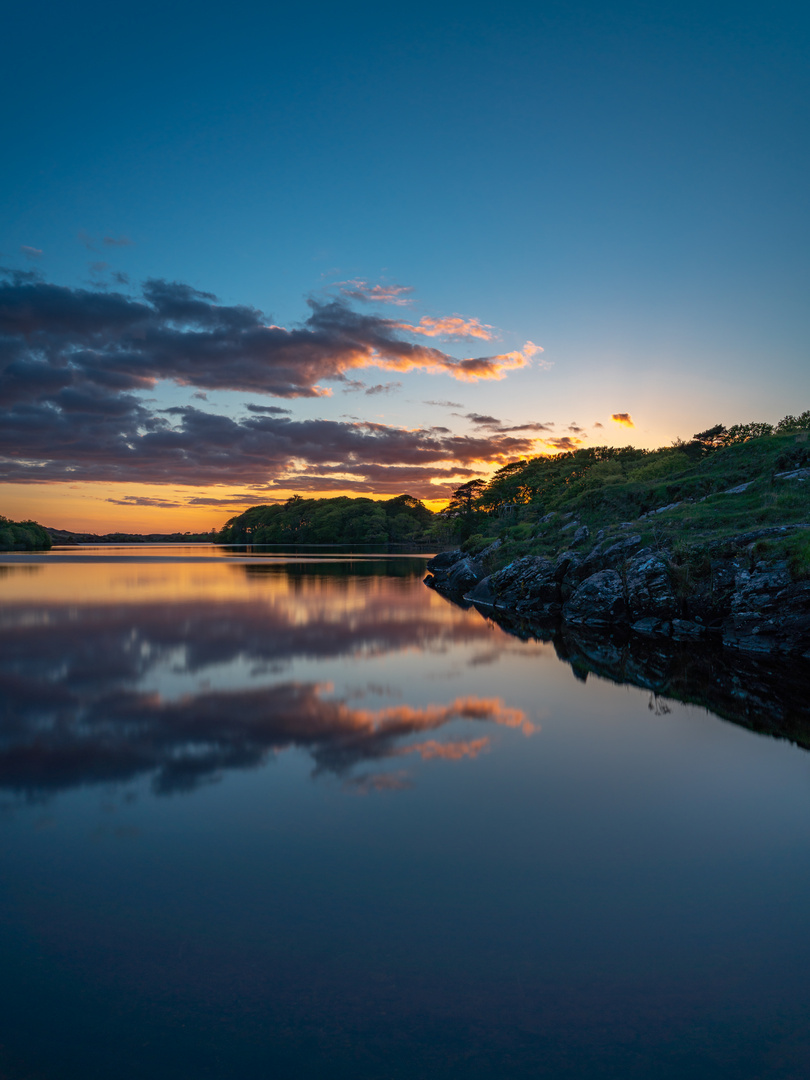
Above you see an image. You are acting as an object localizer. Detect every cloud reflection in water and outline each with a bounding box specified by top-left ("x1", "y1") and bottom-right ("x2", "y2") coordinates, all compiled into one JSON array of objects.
[{"x1": 0, "y1": 566, "x2": 533, "y2": 798}]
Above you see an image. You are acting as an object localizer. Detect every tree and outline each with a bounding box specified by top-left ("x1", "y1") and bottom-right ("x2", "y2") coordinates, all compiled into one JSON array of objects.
[{"x1": 446, "y1": 479, "x2": 486, "y2": 539}]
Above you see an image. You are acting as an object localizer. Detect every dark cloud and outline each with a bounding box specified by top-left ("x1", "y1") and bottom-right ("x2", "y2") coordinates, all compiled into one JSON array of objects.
[
  {"x1": 0, "y1": 275, "x2": 539, "y2": 497},
  {"x1": 245, "y1": 403, "x2": 292, "y2": 414},
  {"x1": 103, "y1": 235, "x2": 133, "y2": 247},
  {"x1": 0, "y1": 275, "x2": 532, "y2": 402},
  {"x1": 594, "y1": 421, "x2": 604, "y2": 428},
  {"x1": 185, "y1": 493, "x2": 275, "y2": 506},
  {"x1": 106, "y1": 495, "x2": 183, "y2": 508},
  {"x1": 545, "y1": 436, "x2": 583, "y2": 452},
  {"x1": 460, "y1": 413, "x2": 553, "y2": 434},
  {"x1": 365, "y1": 381, "x2": 402, "y2": 395},
  {"x1": 424, "y1": 399, "x2": 463, "y2": 408},
  {"x1": 465, "y1": 413, "x2": 502, "y2": 427}
]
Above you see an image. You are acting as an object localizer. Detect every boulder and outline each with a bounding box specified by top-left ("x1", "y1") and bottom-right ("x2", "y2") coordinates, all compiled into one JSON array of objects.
[
  {"x1": 444, "y1": 556, "x2": 483, "y2": 593},
  {"x1": 470, "y1": 555, "x2": 561, "y2": 615},
  {"x1": 426, "y1": 549, "x2": 465, "y2": 572},
  {"x1": 563, "y1": 570, "x2": 626, "y2": 627},
  {"x1": 624, "y1": 553, "x2": 677, "y2": 619}
]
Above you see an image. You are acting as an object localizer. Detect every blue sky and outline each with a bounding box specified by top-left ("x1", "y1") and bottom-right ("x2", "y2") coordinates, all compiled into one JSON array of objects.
[{"x1": 1, "y1": 0, "x2": 808, "y2": 529}]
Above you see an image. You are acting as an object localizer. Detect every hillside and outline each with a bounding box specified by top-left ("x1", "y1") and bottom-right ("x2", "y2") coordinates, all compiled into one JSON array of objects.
[
  {"x1": 451, "y1": 413, "x2": 810, "y2": 576},
  {"x1": 426, "y1": 413, "x2": 810, "y2": 657}
]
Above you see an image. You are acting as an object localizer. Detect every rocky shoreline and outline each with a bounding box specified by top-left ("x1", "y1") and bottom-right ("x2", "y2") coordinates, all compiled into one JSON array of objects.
[{"x1": 424, "y1": 524, "x2": 810, "y2": 658}]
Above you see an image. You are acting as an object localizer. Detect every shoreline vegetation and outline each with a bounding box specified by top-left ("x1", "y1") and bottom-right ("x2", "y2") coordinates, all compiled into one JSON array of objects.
[
  {"x1": 3, "y1": 416, "x2": 809, "y2": 656},
  {"x1": 424, "y1": 412, "x2": 810, "y2": 658},
  {"x1": 0, "y1": 515, "x2": 52, "y2": 551}
]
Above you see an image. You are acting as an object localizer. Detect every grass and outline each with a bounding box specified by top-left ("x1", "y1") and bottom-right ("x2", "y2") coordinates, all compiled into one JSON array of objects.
[{"x1": 458, "y1": 432, "x2": 810, "y2": 580}]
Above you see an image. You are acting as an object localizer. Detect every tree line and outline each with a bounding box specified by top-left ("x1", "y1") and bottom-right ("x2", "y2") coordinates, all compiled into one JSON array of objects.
[
  {"x1": 218, "y1": 494, "x2": 435, "y2": 545},
  {"x1": 0, "y1": 516, "x2": 53, "y2": 551}
]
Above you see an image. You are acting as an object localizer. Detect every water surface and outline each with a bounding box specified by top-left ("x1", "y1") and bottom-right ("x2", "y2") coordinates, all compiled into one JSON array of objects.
[{"x1": 2, "y1": 546, "x2": 810, "y2": 1078}]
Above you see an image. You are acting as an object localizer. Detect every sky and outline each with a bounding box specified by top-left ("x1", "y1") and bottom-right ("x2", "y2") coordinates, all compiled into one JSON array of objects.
[{"x1": 1, "y1": 0, "x2": 808, "y2": 532}]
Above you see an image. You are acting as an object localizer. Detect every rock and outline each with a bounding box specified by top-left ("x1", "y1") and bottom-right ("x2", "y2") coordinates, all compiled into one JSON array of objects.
[
  {"x1": 426, "y1": 549, "x2": 465, "y2": 572},
  {"x1": 466, "y1": 575, "x2": 496, "y2": 606},
  {"x1": 722, "y1": 569, "x2": 810, "y2": 654},
  {"x1": 444, "y1": 557, "x2": 483, "y2": 593},
  {"x1": 631, "y1": 617, "x2": 667, "y2": 637},
  {"x1": 563, "y1": 570, "x2": 626, "y2": 627},
  {"x1": 625, "y1": 553, "x2": 677, "y2": 619},
  {"x1": 670, "y1": 619, "x2": 705, "y2": 639},
  {"x1": 640, "y1": 501, "x2": 682, "y2": 518},
  {"x1": 561, "y1": 519, "x2": 579, "y2": 532},
  {"x1": 572, "y1": 525, "x2": 590, "y2": 546},
  {"x1": 554, "y1": 550, "x2": 581, "y2": 582},
  {"x1": 474, "y1": 555, "x2": 561, "y2": 615}
]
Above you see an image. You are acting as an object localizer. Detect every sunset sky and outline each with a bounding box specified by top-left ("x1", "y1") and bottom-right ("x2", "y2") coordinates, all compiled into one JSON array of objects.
[{"x1": 2, "y1": 0, "x2": 808, "y2": 532}]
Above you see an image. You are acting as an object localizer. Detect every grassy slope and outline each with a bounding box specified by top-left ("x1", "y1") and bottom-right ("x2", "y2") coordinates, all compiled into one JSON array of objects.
[{"x1": 461, "y1": 432, "x2": 810, "y2": 579}]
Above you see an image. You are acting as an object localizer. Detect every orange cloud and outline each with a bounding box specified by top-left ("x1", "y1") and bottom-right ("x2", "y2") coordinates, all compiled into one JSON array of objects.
[
  {"x1": 611, "y1": 413, "x2": 634, "y2": 428},
  {"x1": 403, "y1": 737, "x2": 491, "y2": 761},
  {"x1": 338, "y1": 280, "x2": 415, "y2": 305},
  {"x1": 540, "y1": 435, "x2": 584, "y2": 453},
  {"x1": 340, "y1": 695, "x2": 535, "y2": 739},
  {"x1": 382, "y1": 340, "x2": 544, "y2": 383},
  {"x1": 397, "y1": 315, "x2": 497, "y2": 341}
]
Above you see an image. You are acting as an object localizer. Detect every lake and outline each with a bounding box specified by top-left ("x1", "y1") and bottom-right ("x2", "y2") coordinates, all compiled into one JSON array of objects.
[{"x1": 2, "y1": 545, "x2": 810, "y2": 1079}]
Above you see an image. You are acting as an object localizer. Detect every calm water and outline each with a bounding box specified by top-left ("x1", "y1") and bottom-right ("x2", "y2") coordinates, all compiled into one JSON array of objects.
[{"x1": 2, "y1": 546, "x2": 810, "y2": 1079}]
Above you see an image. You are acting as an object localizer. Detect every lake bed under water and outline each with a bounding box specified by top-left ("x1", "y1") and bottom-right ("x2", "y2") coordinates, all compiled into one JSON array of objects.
[{"x1": 2, "y1": 546, "x2": 810, "y2": 1078}]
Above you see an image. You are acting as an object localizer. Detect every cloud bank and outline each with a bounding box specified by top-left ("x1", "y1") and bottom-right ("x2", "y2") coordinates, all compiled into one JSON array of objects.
[{"x1": 0, "y1": 274, "x2": 544, "y2": 497}]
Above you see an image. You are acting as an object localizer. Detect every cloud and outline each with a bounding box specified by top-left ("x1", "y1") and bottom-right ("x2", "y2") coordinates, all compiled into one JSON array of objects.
[
  {"x1": 20, "y1": 246, "x2": 42, "y2": 258},
  {"x1": 568, "y1": 423, "x2": 584, "y2": 434},
  {"x1": 543, "y1": 436, "x2": 583, "y2": 452},
  {"x1": 347, "y1": 771, "x2": 413, "y2": 794},
  {"x1": 184, "y1": 493, "x2": 275, "y2": 506},
  {"x1": 89, "y1": 261, "x2": 109, "y2": 274},
  {"x1": 465, "y1": 413, "x2": 501, "y2": 427},
  {"x1": 594, "y1": 421, "x2": 604, "y2": 428},
  {"x1": 611, "y1": 413, "x2": 634, "y2": 428},
  {"x1": 338, "y1": 280, "x2": 414, "y2": 305},
  {"x1": 365, "y1": 381, "x2": 402, "y2": 395},
  {"x1": 424, "y1": 399, "x2": 463, "y2": 409},
  {"x1": 245, "y1": 403, "x2": 292, "y2": 414},
  {"x1": 461, "y1": 413, "x2": 554, "y2": 434},
  {"x1": 400, "y1": 737, "x2": 491, "y2": 761},
  {"x1": 103, "y1": 235, "x2": 133, "y2": 247},
  {"x1": 0, "y1": 588, "x2": 531, "y2": 796},
  {"x1": 0, "y1": 275, "x2": 546, "y2": 497},
  {"x1": 396, "y1": 315, "x2": 496, "y2": 341},
  {"x1": 106, "y1": 494, "x2": 184, "y2": 508},
  {"x1": 0, "y1": 276, "x2": 541, "y2": 401}
]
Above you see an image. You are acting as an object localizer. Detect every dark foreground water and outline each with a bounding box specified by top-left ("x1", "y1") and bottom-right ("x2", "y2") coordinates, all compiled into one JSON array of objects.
[{"x1": 2, "y1": 546, "x2": 810, "y2": 1079}]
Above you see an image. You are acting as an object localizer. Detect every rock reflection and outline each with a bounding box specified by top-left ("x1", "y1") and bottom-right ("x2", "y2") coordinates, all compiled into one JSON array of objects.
[{"x1": 481, "y1": 607, "x2": 810, "y2": 748}]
